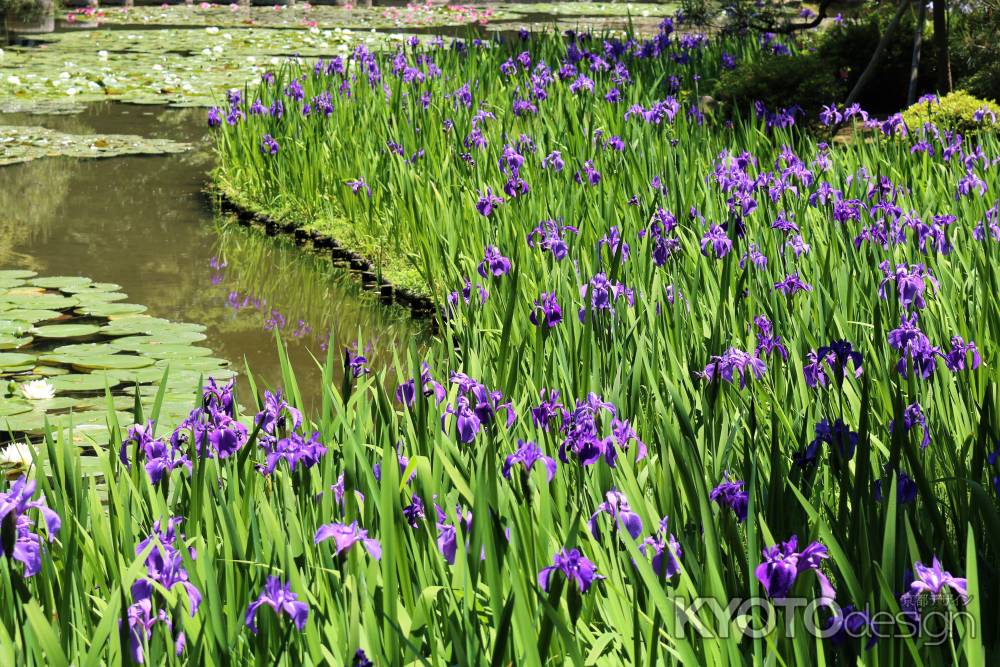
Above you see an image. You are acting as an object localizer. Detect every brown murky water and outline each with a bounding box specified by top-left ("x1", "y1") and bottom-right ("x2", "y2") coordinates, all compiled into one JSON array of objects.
[{"x1": 1, "y1": 102, "x2": 429, "y2": 405}]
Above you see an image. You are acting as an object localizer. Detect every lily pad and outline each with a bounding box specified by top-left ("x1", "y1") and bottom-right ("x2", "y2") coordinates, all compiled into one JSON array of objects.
[
  {"x1": 48, "y1": 373, "x2": 122, "y2": 392},
  {"x1": 0, "y1": 293, "x2": 78, "y2": 310},
  {"x1": 32, "y1": 323, "x2": 103, "y2": 339},
  {"x1": 0, "y1": 309, "x2": 64, "y2": 324},
  {"x1": 52, "y1": 343, "x2": 122, "y2": 356},
  {"x1": 0, "y1": 352, "x2": 37, "y2": 369},
  {"x1": 28, "y1": 276, "x2": 94, "y2": 290},
  {"x1": 69, "y1": 354, "x2": 154, "y2": 371},
  {"x1": 0, "y1": 270, "x2": 37, "y2": 280},
  {"x1": 0, "y1": 334, "x2": 31, "y2": 350},
  {"x1": 77, "y1": 302, "x2": 147, "y2": 317},
  {"x1": 0, "y1": 125, "x2": 192, "y2": 166}
]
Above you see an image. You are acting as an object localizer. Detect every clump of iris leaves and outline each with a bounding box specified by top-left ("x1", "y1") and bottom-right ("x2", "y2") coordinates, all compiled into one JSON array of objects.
[{"x1": 4, "y1": 15, "x2": 999, "y2": 666}]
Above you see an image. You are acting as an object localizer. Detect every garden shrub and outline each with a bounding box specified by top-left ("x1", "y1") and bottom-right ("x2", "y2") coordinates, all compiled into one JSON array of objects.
[{"x1": 901, "y1": 90, "x2": 1000, "y2": 135}]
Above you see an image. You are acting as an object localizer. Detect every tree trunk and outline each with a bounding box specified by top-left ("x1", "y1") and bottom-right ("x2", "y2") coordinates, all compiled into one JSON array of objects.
[
  {"x1": 845, "y1": 0, "x2": 911, "y2": 106},
  {"x1": 907, "y1": 1, "x2": 926, "y2": 106},
  {"x1": 933, "y1": 0, "x2": 952, "y2": 93}
]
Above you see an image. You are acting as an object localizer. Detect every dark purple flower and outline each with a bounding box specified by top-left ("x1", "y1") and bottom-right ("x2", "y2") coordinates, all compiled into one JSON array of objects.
[
  {"x1": 894, "y1": 402, "x2": 931, "y2": 449},
  {"x1": 943, "y1": 337, "x2": 981, "y2": 372},
  {"x1": 478, "y1": 245, "x2": 512, "y2": 278},
  {"x1": 702, "y1": 348, "x2": 767, "y2": 389},
  {"x1": 207, "y1": 107, "x2": 222, "y2": 128},
  {"x1": 121, "y1": 420, "x2": 192, "y2": 485},
  {"x1": 344, "y1": 349, "x2": 370, "y2": 378},
  {"x1": 598, "y1": 226, "x2": 630, "y2": 262},
  {"x1": 558, "y1": 393, "x2": 645, "y2": 467},
  {"x1": 541, "y1": 150, "x2": 565, "y2": 172},
  {"x1": 255, "y1": 390, "x2": 303, "y2": 435},
  {"x1": 589, "y1": 489, "x2": 643, "y2": 539},
  {"x1": 639, "y1": 516, "x2": 683, "y2": 579},
  {"x1": 812, "y1": 418, "x2": 859, "y2": 461},
  {"x1": 753, "y1": 315, "x2": 788, "y2": 361},
  {"x1": 709, "y1": 474, "x2": 749, "y2": 522},
  {"x1": 259, "y1": 134, "x2": 279, "y2": 156},
  {"x1": 530, "y1": 292, "x2": 562, "y2": 328},
  {"x1": 803, "y1": 341, "x2": 863, "y2": 388},
  {"x1": 475, "y1": 188, "x2": 504, "y2": 218},
  {"x1": 873, "y1": 468, "x2": 918, "y2": 505},
  {"x1": 502, "y1": 440, "x2": 557, "y2": 482},
  {"x1": 538, "y1": 548, "x2": 603, "y2": 593},
  {"x1": 755, "y1": 536, "x2": 836, "y2": 600},
  {"x1": 879, "y1": 262, "x2": 938, "y2": 310},
  {"x1": 259, "y1": 431, "x2": 327, "y2": 476},
  {"x1": 527, "y1": 218, "x2": 577, "y2": 261},
  {"x1": 395, "y1": 363, "x2": 446, "y2": 408},
  {"x1": 314, "y1": 521, "x2": 382, "y2": 560},
  {"x1": 773, "y1": 273, "x2": 813, "y2": 296},
  {"x1": 202, "y1": 378, "x2": 235, "y2": 417},
  {"x1": 0, "y1": 478, "x2": 60, "y2": 577},
  {"x1": 530, "y1": 388, "x2": 567, "y2": 432},
  {"x1": 245, "y1": 577, "x2": 309, "y2": 634}
]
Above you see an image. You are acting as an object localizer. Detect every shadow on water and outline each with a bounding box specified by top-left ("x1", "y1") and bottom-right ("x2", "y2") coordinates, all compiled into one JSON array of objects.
[{"x1": 0, "y1": 101, "x2": 431, "y2": 407}]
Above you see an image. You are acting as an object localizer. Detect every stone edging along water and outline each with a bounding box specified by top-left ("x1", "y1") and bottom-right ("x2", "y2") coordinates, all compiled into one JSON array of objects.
[{"x1": 209, "y1": 184, "x2": 439, "y2": 320}]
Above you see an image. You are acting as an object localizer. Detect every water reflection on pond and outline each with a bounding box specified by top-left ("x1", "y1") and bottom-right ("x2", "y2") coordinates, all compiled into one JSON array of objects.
[{"x1": 1, "y1": 101, "x2": 430, "y2": 406}]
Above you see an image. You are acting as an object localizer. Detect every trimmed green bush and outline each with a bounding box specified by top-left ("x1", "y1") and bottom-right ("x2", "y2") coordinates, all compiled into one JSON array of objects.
[{"x1": 901, "y1": 90, "x2": 1000, "y2": 135}]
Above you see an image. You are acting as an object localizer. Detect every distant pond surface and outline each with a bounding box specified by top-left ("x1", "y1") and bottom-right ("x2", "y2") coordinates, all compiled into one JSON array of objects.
[{"x1": 0, "y1": 102, "x2": 430, "y2": 406}]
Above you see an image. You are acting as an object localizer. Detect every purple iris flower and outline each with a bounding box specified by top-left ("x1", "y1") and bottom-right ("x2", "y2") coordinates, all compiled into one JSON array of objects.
[
  {"x1": 589, "y1": 489, "x2": 643, "y2": 539},
  {"x1": 202, "y1": 378, "x2": 236, "y2": 417},
  {"x1": 907, "y1": 557, "x2": 968, "y2": 604},
  {"x1": 0, "y1": 478, "x2": 60, "y2": 577},
  {"x1": 530, "y1": 388, "x2": 568, "y2": 432},
  {"x1": 578, "y1": 273, "x2": 633, "y2": 321},
  {"x1": 344, "y1": 349, "x2": 370, "y2": 378},
  {"x1": 502, "y1": 440, "x2": 557, "y2": 482},
  {"x1": 314, "y1": 521, "x2": 382, "y2": 560},
  {"x1": 435, "y1": 504, "x2": 475, "y2": 565},
  {"x1": 709, "y1": 474, "x2": 749, "y2": 522},
  {"x1": 395, "y1": 363, "x2": 446, "y2": 408},
  {"x1": 558, "y1": 393, "x2": 645, "y2": 467},
  {"x1": 255, "y1": 390, "x2": 303, "y2": 435},
  {"x1": 441, "y1": 376, "x2": 515, "y2": 443},
  {"x1": 527, "y1": 218, "x2": 577, "y2": 261},
  {"x1": 259, "y1": 431, "x2": 327, "y2": 476},
  {"x1": 538, "y1": 548, "x2": 603, "y2": 593},
  {"x1": 894, "y1": 402, "x2": 932, "y2": 449},
  {"x1": 402, "y1": 494, "x2": 425, "y2": 528},
  {"x1": 701, "y1": 225, "x2": 733, "y2": 259},
  {"x1": 811, "y1": 419, "x2": 859, "y2": 460},
  {"x1": 478, "y1": 245, "x2": 512, "y2": 278},
  {"x1": 773, "y1": 273, "x2": 813, "y2": 296},
  {"x1": 207, "y1": 107, "x2": 222, "y2": 128},
  {"x1": 373, "y1": 446, "x2": 415, "y2": 484},
  {"x1": 475, "y1": 188, "x2": 504, "y2": 218},
  {"x1": 873, "y1": 468, "x2": 918, "y2": 505},
  {"x1": 802, "y1": 340, "x2": 863, "y2": 388},
  {"x1": 879, "y1": 262, "x2": 938, "y2": 310},
  {"x1": 347, "y1": 178, "x2": 371, "y2": 197},
  {"x1": 598, "y1": 226, "x2": 630, "y2": 262},
  {"x1": 541, "y1": 150, "x2": 565, "y2": 172},
  {"x1": 120, "y1": 420, "x2": 192, "y2": 485},
  {"x1": 574, "y1": 160, "x2": 602, "y2": 186},
  {"x1": 259, "y1": 134, "x2": 280, "y2": 156},
  {"x1": 639, "y1": 516, "x2": 683, "y2": 579},
  {"x1": 354, "y1": 649, "x2": 374, "y2": 667},
  {"x1": 245, "y1": 577, "x2": 309, "y2": 634},
  {"x1": 755, "y1": 536, "x2": 836, "y2": 600},
  {"x1": 530, "y1": 292, "x2": 562, "y2": 328},
  {"x1": 943, "y1": 337, "x2": 981, "y2": 371},
  {"x1": 702, "y1": 348, "x2": 767, "y2": 389},
  {"x1": 753, "y1": 315, "x2": 788, "y2": 361}
]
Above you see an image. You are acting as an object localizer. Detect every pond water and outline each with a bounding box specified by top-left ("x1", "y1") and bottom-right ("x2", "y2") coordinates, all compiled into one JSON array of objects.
[{"x1": 0, "y1": 102, "x2": 430, "y2": 406}]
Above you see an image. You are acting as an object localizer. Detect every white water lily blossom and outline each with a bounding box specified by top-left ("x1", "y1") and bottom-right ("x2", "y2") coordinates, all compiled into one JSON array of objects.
[
  {"x1": 0, "y1": 442, "x2": 34, "y2": 479},
  {"x1": 20, "y1": 379, "x2": 55, "y2": 400}
]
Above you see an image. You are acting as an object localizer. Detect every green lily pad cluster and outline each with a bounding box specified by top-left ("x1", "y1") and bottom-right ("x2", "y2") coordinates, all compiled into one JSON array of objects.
[
  {"x1": 0, "y1": 271, "x2": 233, "y2": 442},
  {"x1": 0, "y1": 124, "x2": 191, "y2": 166},
  {"x1": 0, "y1": 27, "x2": 418, "y2": 108},
  {"x1": 68, "y1": 2, "x2": 521, "y2": 30}
]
